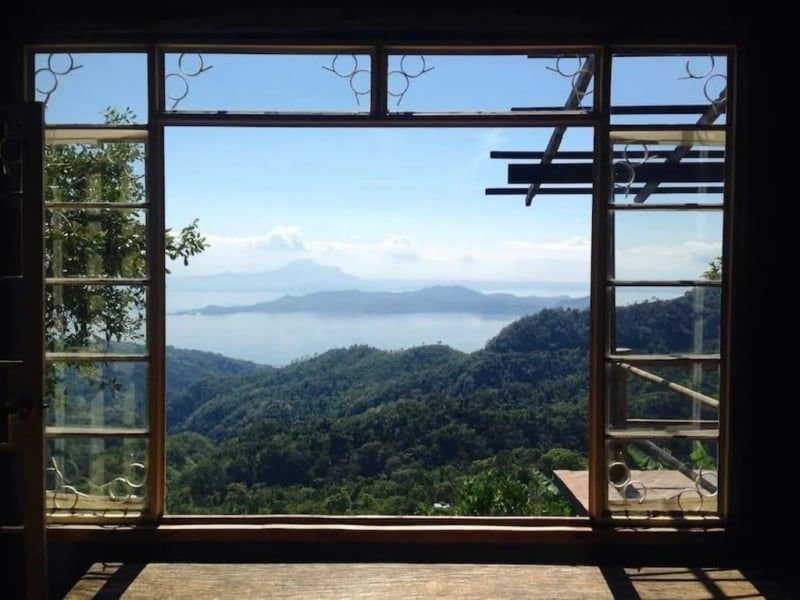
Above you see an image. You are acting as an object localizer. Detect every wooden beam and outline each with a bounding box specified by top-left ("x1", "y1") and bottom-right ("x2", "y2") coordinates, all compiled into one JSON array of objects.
[{"x1": 509, "y1": 162, "x2": 724, "y2": 185}]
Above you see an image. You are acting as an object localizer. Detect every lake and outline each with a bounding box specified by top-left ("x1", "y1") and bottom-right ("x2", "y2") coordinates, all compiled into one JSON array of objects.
[
  {"x1": 165, "y1": 287, "x2": 587, "y2": 365},
  {"x1": 164, "y1": 286, "x2": 682, "y2": 366},
  {"x1": 167, "y1": 311, "x2": 516, "y2": 366}
]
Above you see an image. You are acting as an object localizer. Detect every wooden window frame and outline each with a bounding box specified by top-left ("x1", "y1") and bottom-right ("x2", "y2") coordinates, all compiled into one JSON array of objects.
[{"x1": 28, "y1": 42, "x2": 735, "y2": 545}]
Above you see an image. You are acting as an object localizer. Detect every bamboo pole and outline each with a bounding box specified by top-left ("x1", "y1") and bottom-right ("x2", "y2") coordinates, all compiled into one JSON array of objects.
[{"x1": 617, "y1": 362, "x2": 719, "y2": 409}]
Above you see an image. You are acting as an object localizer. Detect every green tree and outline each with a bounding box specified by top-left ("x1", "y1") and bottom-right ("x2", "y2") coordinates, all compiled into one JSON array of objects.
[
  {"x1": 537, "y1": 447, "x2": 587, "y2": 476},
  {"x1": 44, "y1": 107, "x2": 208, "y2": 492},
  {"x1": 45, "y1": 107, "x2": 207, "y2": 356},
  {"x1": 703, "y1": 257, "x2": 722, "y2": 281}
]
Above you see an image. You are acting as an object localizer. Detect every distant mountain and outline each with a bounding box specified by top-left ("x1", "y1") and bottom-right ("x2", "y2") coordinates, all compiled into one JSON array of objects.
[
  {"x1": 167, "y1": 259, "x2": 589, "y2": 297},
  {"x1": 168, "y1": 259, "x2": 365, "y2": 293},
  {"x1": 172, "y1": 285, "x2": 590, "y2": 316}
]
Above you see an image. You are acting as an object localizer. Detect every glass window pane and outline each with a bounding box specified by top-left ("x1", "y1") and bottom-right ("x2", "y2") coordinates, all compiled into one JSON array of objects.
[
  {"x1": 606, "y1": 362, "x2": 719, "y2": 432},
  {"x1": 387, "y1": 53, "x2": 595, "y2": 113},
  {"x1": 611, "y1": 54, "x2": 728, "y2": 125},
  {"x1": 612, "y1": 211, "x2": 723, "y2": 282},
  {"x1": 46, "y1": 361, "x2": 148, "y2": 429},
  {"x1": 46, "y1": 436, "x2": 147, "y2": 516},
  {"x1": 605, "y1": 438, "x2": 719, "y2": 516},
  {"x1": 613, "y1": 287, "x2": 721, "y2": 355},
  {"x1": 610, "y1": 133, "x2": 726, "y2": 205},
  {"x1": 46, "y1": 285, "x2": 148, "y2": 353},
  {"x1": 46, "y1": 208, "x2": 147, "y2": 278},
  {"x1": 163, "y1": 53, "x2": 372, "y2": 113},
  {"x1": 35, "y1": 53, "x2": 147, "y2": 125},
  {"x1": 45, "y1": 140, "x2": 147, "y2": 204}
]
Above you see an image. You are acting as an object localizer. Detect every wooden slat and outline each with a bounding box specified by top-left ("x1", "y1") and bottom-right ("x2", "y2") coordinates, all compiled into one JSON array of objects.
[
  {"x1": 45, "y1": 427, "x2": 149, "y2": 437},
  {"x1": 486, "y1": 186, "x2": 592, "y2": 195},
  {"x1": 610, "y1": 203, "x2": 724, "y2": 210},
  {"x1": 625, "y1": 418, "x2": 718, "y2": 427},
  {"x1": 45, "y1": 126, "x2": 148, "y2": 144},
  {"x1": 607, "y1": 353, "x2": 720, "y2": 365},
  {"x1": 156, "y1": 111, "x2": 597, "y2": 127},
  {"x1": 509, "y1": 161, "x2": 724, "y2": 185},
  {"x1": 609, "y1": 129, "x2": 725, "y2": 145},
  {"x1": 606, "y1": 429, "x2": 718, "y2": 440},
  {"x1": 491, "y1": 149, "x2": 725, "y2": 159},
  {"x1": 610, "y1": 279, "x2": 721, "y2": 287},
  {"x1": 46, "y1": 353, "x2": 149, "y2": 362},
  {"x1": 486, "y1": 187, "x2": 724, "y2": 197},
  {"x1": 45, "y1": 278, "x2": 149, "y2": 286},
  {"x1": 45, "y1": 202, "x2": 149, "y2": 209}
]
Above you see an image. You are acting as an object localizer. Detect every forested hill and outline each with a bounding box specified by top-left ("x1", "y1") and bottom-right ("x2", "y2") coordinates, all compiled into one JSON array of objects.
[
  {"x1": 168, "y1": 288, "x2": 719, "y2": 438},
  {"x1": 165, "y1": 347, "x2": 266, "y2": 428},
  {"x1": 160, "y1": 288, "x2": 719, "y2": 514}
]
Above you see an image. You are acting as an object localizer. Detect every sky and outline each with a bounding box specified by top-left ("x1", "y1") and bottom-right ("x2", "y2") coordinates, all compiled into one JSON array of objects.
[{"x1": 36, "y1": 51, "x2": 727, "y2": 287}]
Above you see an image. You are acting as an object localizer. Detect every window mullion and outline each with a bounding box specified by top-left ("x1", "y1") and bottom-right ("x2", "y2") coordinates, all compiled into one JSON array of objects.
[
  {"x1": 146, "y1": 43, "x2": 167, "y2": 522},
  {"x1": 371, "y1": 45, "x2": 387, "y2": 118},
  {"x1": 589, "y1": 45, "x2": 612, "y2": 522}
]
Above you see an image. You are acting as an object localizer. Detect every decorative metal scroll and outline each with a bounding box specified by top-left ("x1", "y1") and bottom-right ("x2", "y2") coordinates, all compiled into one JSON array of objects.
[
  {"x1": 165, "y1": 53, "x2": 213, "y2": 110},
  {"x1": 322, "y1": 55, "x2": 371, "y2": 106},
  {"x1": 46, "y1": 453, "x2": 146, "y2": 514},
  {"x1": 546, "y1": 55, "x2": 594, "y2": 107},
  {"x1": 387, "y1": 55, "x2": 434, "y2": 106},
  {"x1": 612, "y1": 142, "x2": 661, "y2": 198},
  {"x1": 607, "y1": 460, "x2": 718, "y2": 515},
  {"x1": 323, "y1": 54, "x2": 434, "y2": 106},
  {"x1": 679, "y1": 55, "x2": 727, "y2": 112},
  {"x1": 34, "y1": 53, "x2": 83, "y2": 107}
]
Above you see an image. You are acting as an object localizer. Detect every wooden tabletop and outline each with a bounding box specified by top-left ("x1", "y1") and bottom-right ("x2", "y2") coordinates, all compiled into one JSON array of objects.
[{"x1": 553, "y1": 469, "x2": 718, "y2": 515}]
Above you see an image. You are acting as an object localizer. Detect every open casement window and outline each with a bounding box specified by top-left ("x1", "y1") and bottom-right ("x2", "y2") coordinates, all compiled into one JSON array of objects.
[
  {"x1": 599, "y1": 53, "x2": 728, "y2": 520},
  {"x1": 27, "y1": 45, "x2": 732, "y2": 530}
]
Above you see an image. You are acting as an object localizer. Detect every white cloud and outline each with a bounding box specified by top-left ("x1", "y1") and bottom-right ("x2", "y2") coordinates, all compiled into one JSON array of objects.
[
  {"x1": 503, "y1": 236, "x2": 591, "y2": 256},
  {"x1": 616, "y1": 240, "x2": 721, "y2": 279},
  {"x1": 204, "y1": 225, "x2": 306, "y2": 251},
  {"x1": 173, "y1": 231, "x2": 721, "y2": 285},
  {"x1": 252, "y1": 225, "x2": 307, "y2": 251},
  {"x1": 377, "y1": 234, "x2": 421, "y2": 262}
]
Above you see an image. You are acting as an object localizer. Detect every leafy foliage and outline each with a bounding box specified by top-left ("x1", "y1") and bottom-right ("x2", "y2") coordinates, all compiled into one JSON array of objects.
[
  {"x1": 158, "y1": 289, "x2": 720, "y2": 515},
  {"x1": 45, "y1": 107, "x2": 208, "y2": 446}
]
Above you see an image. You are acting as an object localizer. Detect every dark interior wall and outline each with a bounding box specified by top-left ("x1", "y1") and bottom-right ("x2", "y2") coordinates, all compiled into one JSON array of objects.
[
  {"x1": 0, "y1": 35, "x2": 26, "y2": 600},
  {"x1": 727, "y1": 34, "x2": 794, "y2": 568},
  {"x1": 1, "y1": 4, "x2": 793, "y2": 580},
  {"x1": 18, "y1": 7, "x2": 745, "y2": 43}
]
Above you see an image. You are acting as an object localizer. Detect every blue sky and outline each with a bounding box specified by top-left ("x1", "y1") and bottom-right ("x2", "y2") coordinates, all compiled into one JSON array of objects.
[{"x1": 37, "y1": 51, "x2": 726, "y2": 286}]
